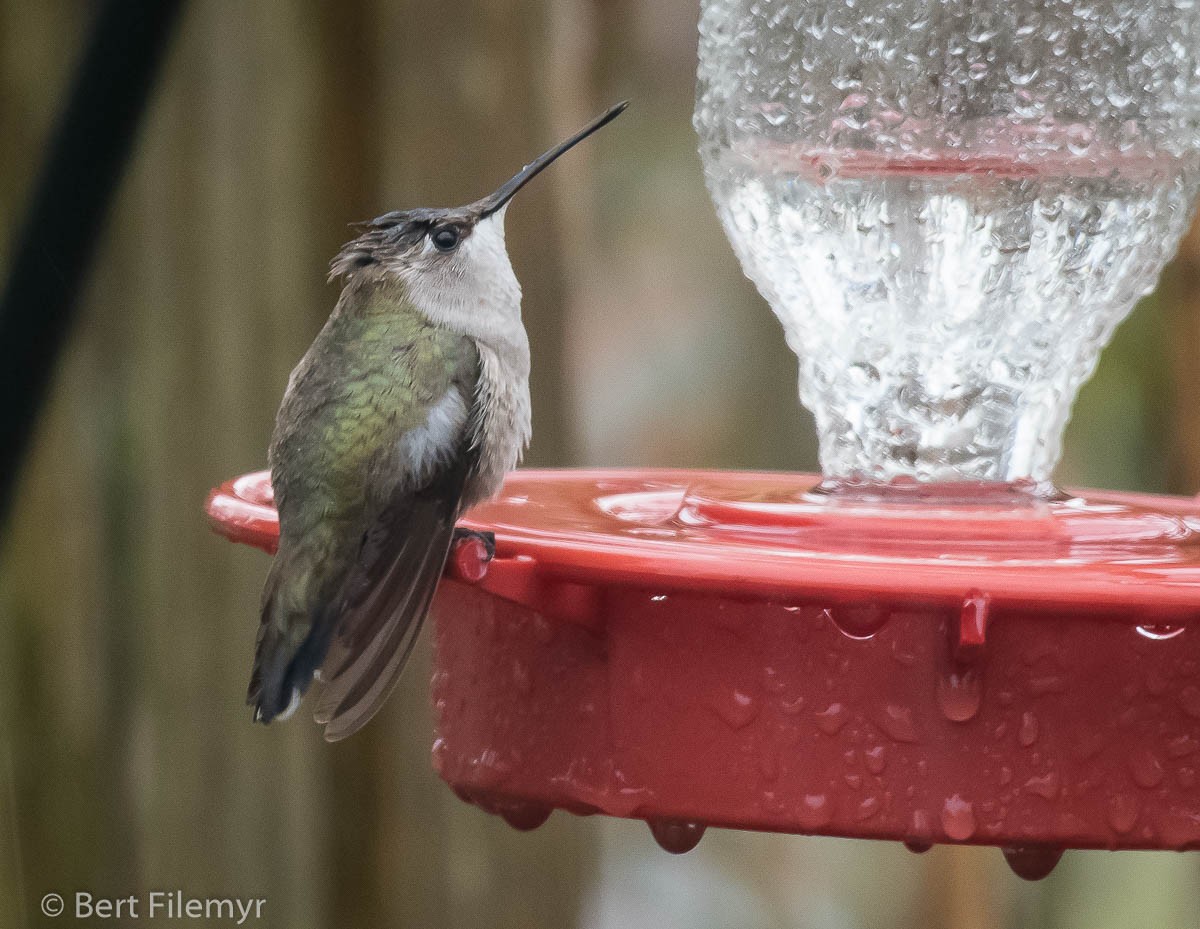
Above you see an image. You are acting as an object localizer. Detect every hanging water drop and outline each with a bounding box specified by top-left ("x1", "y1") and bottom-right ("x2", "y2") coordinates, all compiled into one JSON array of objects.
[
  {"x1": 500, "y1": 801, "x2": 553, "y2": 832},
  {"x1": 1001, "y1": 845, "x2": 1064, "y2": 881},
  {"x1": 648, "y1": 818, "x2": 707, "y2": 854}
]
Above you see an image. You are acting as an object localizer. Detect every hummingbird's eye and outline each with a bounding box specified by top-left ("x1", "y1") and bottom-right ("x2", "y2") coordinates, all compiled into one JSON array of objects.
[{"x1": 431, "y1": 227, "x2": 461, "y2": 252}]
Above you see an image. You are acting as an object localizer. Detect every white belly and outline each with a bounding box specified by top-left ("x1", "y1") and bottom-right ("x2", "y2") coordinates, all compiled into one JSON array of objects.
[
  {"x1": 395, "y1": 387, "x2": 470, "y2": 488},
  {"x1": 465, "y1": 342, "x2": 531, "y2": 508}
]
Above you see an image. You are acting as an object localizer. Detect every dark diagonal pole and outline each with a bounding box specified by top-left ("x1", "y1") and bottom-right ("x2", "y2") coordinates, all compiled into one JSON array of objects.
[{"x1": 0, "y1": 0, "x2": 185, "y2": 530}]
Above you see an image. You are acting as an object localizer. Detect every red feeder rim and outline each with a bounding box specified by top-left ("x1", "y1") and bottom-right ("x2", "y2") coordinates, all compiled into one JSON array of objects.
[{"x1": 207, "y1": 469, "x2": 1200, "y2": 875}]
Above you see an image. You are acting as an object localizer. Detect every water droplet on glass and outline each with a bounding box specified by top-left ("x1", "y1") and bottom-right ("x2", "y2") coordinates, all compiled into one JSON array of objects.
[
  {"x1": 1005, "y1": 61, "x2": 1040, "y2": 86},
  {"x1": 941, "y1": 795, "x2": 976, "y2": 841},
  {"x1": 937, "y1": 668, "x2": 983, "y2": 722},
  {"x1": 648, "y1": 818, "x2": 706, "y2": 854},
  {"x1": 760, "y1": 102, "x2": 790, "y2": 127},
  {"x1": 1002, "y1": 845, "x2": 1064, "y2": 881}
]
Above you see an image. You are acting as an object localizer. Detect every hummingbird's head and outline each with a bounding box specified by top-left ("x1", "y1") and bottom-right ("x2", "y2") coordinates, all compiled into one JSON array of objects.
[{"x1": 329, "y1": 102, "x2": 627, "y2": 328}]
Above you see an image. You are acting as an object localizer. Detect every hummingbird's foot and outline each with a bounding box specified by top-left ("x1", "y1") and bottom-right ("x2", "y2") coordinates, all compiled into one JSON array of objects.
[{"x1": 452, "y1": 527, "x2": 496, "y2": 562}]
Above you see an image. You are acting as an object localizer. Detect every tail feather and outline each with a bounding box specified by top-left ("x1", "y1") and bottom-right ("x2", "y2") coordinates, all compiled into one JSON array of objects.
[{"x1": 247, "y1": 558, "x2": 336, "y2": 725}]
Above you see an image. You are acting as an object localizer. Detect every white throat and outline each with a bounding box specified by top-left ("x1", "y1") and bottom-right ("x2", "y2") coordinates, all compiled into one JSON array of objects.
[
  {"x1": 400, "y1": 209, "x2": 524, "y2": 355},
  {"x1": 397, "y1": 207, "x2": 532, "y2": 505}
]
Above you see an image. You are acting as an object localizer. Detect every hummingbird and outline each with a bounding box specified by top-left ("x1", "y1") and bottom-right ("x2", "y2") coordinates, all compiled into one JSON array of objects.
[{"x1": 248, "y1": 102, "x2": 627, "y2": 741}]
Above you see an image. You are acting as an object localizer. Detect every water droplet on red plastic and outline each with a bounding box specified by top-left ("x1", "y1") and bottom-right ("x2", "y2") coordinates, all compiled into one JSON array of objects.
[
  {"x1": 828, "y1": 604, "x2": 888, "y2": 639},
  {"x1": 815, "y1": 703, "x2": 849, "y2": 735},
  {"x1": 999, "y1": 765, "x2": 1014, "y2": 786},
  {"x1": 856, "y1": 796, "x2": 881, "y2": 821},
  {"x1": 468, "y1": 749, "x2": 511, "y2": 788},
  {"x1": 714, "y1": 689, "x2": 760, "y2": 729},
  {"x1": 762, "y1": 665, "x2": 786, "y2": 694},
  {"x1": 759, "y1": 747, "x2": 780, "y2": 782},
  {"x1": 892, "y1": 641, "x2": 918, "y2": 666},
  {"x1": 1018, "y1": 711, "x2": 1040, "y2": 747},
  {"x1": 904, "y1": 839, "x2": 933, "y2": 854},
  {"x1": 1023, "y1": 771, "x2": 1061, "y2": 800},
  {"x1": 500, "y1": 802, "x2": 553, "y2": 831},
  {"x1": 1179, "y1": 685, "x2": 1200, "y2": 719},
  {"x1": 878, "y1": 704, "x2": 918, "y2": 743},
  {"x1": 1028, "y1": 675, "x2": 1067, "y2": 696},
  {"x1": 937, "y1": 668, "x2": 982, "y2": 722},
  {"x1": 1107, "y1": 795, "x2": 1139, "y2": 834},
  {"x1": 1136, "y1": 623, "x2": 1185, "y2": 641},
  {"x1": 1131, "y1": 750, "x2": 1165, "y2": 788},
  {"x1": 526, "y1": 613, "x2": 552, "y2": 644},
  {"x1": 941, "y1": 795, "x2": 976, "y2": 841},
  {"x1": 648, "y1": 818, "x2": 706, "y2": 854},
  {"x1": 864, "y1": 744, "x2": 887, "y2": 775},
  {"x1": 796, "y1": 793, "x2": 832, "y2": 829},
  {"x1": 1146, "y1": 669, "x2": 1169, "y2": 696},
  {"x1": 512, "y1": 659, "x2": 532, "y2": 695},
  {"x1": 1002, "y1": 845, "x2": 1063, "y2": 881}
]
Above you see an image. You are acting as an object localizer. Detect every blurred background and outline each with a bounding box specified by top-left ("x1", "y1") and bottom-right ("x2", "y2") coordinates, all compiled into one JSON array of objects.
[{"x1": 2, "y1": 1, "x2": 1200, "y2": 927}]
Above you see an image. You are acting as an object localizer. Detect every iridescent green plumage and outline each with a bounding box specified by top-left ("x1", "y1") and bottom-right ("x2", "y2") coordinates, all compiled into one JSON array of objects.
[{"x1": 249, "y1": 281, "x2": 480, "y2": 738}]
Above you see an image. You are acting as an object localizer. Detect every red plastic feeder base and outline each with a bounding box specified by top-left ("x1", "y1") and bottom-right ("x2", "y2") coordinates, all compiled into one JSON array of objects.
[{"x1": 207, "y1": 469, "x2": 1200, "y2": 873}]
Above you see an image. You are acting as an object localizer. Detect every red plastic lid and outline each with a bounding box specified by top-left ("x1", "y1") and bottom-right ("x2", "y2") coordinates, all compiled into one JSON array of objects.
[
  {"x1": 209, "y1": 469, "x2": 1200, "y2": 617},
  {"x1": 207, "y1": 469, "x2": 1200, "y2": 875}
]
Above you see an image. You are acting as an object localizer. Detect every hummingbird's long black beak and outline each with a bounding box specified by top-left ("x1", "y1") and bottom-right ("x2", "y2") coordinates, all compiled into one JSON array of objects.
[{"x1": 475, "y1": 101, "x2": 628, "y2": 218}]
